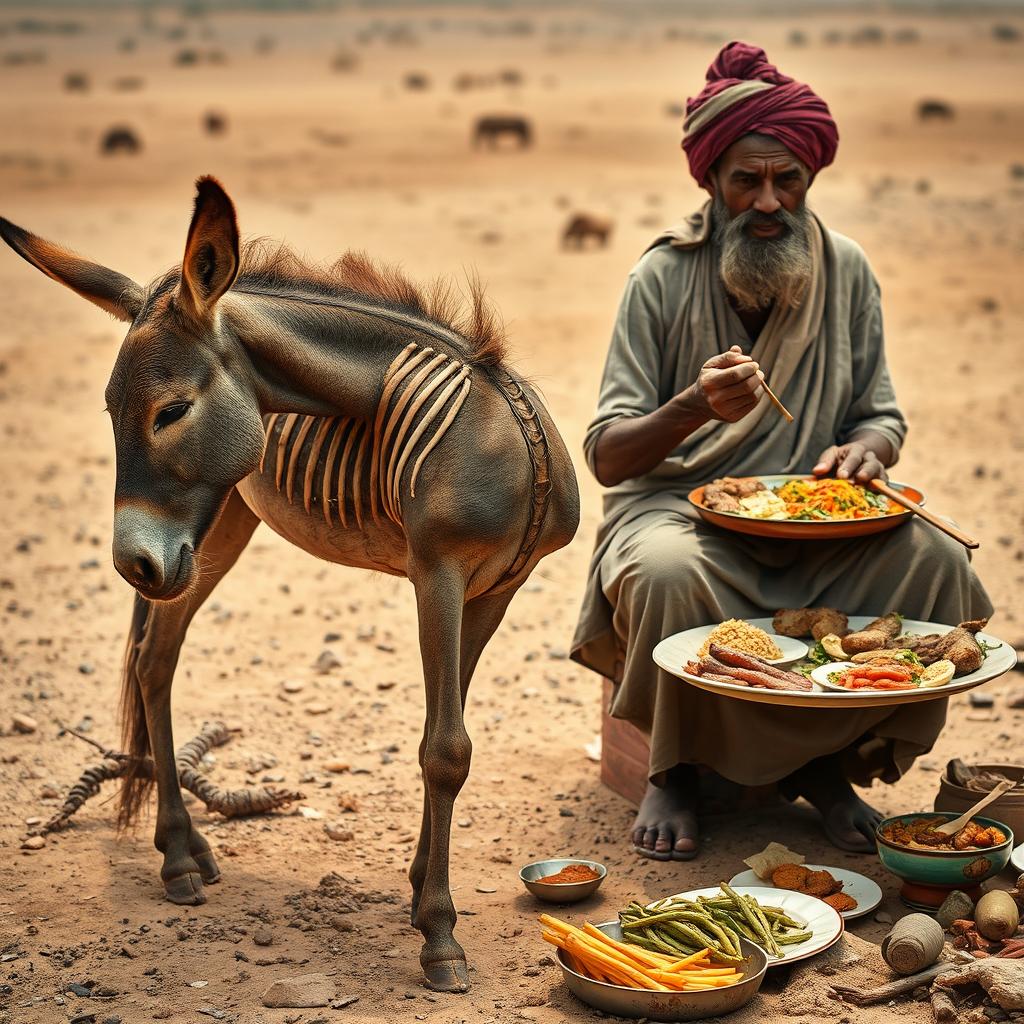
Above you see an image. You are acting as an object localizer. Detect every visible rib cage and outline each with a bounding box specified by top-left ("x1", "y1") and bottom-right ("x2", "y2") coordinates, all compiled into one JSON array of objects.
[{"x1": 257, "y1": 342, "x2": 472, "y2": 529}]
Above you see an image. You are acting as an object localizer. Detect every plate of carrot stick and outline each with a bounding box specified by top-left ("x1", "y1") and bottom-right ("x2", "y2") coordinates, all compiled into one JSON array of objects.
[{"x1": 539, "y1": 914, "x2": 767, "y2": 1019}]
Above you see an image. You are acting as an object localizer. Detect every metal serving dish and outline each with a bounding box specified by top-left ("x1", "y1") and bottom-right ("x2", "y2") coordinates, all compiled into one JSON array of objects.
[
  {"x1": 555, "y1": 921, "x2": 767, "y2": 1021},
  {"x1": 519, "y1": 858, "x2": 607, "y2": 903}
]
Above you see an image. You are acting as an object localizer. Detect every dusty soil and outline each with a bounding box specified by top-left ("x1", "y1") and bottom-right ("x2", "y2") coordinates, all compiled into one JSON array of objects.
[{"x1": 1, "y1": 4, "x2": 1023, "y2": 1023}]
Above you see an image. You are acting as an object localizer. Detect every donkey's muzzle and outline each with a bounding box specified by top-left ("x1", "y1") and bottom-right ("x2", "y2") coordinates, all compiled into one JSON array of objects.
[{"x1": 113, "y1": 507, "x2": 195, "y2": 601}]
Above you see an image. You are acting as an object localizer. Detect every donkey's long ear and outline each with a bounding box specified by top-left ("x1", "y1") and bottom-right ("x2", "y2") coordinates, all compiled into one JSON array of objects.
[
  {"x1": 0, "y1": 217, "x2": 143, "y2": 322},
  {"x1": 176, "y1": 176, "x2": 240, "y2": 318}
]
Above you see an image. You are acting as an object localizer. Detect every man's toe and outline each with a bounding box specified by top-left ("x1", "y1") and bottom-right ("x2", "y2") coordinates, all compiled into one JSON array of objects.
[
  {"x1": 655, "y1": 826, "x2": 674, "y2": 853},
  {"x1": 642, "y1": 827, "x2": 659, "y2": 850}
]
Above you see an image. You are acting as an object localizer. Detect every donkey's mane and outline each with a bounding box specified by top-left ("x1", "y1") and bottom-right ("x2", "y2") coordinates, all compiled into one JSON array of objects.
[{"x1": 148, "y1": 239, "x2": 507, "y2": 367}]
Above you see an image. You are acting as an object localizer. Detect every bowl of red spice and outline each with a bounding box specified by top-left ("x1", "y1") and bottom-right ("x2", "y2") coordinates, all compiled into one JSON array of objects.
[{"x1": 520, "y1": 858, "x2": 607, "y2": 903}]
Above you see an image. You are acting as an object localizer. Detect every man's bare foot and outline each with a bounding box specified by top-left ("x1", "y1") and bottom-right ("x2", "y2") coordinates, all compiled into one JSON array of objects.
[
  {"x1": 784, "y1": 754, "x2": 882, "y2": 853},
  {"x1": 630, "y1": 764, "x2": 700, "y2": 861}
]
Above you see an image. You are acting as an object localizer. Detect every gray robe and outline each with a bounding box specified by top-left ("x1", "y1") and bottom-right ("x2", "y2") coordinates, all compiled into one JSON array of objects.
[{"x1": 570, "y1": 210, "x2": 992, "y2": 786}]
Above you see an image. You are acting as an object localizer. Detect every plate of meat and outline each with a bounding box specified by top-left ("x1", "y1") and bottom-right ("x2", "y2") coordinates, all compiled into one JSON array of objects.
[
  {"x1": 728, "y1": 865, "x2": 883, "y2": 921},
  {"x1": 689, "y1": 475, "x2": 922, "y2": 540},
  {"x1": 653, "y1": 616, "x2": 1015, "y2": 709}
]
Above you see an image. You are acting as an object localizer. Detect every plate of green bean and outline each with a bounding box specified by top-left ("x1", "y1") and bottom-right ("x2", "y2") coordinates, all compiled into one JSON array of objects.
[{"x1": 622, "y1": 883, "x2": 843, "y2": 967}]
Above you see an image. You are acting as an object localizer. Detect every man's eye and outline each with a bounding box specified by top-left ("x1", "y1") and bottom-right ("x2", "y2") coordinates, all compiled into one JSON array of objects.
[{"x1": 154, "y1": 402, "x2": 191, "y2": 433}]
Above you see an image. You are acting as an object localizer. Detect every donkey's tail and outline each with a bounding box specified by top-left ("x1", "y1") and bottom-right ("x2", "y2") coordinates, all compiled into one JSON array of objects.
[{"x1": 117, "y1": 595, "x2": 154, "y2": 828}]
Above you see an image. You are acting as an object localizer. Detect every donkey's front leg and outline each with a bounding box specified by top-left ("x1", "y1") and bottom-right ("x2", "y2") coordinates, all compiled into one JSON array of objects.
[
  {"x1": 410, "y1": 563, "x2": 473, "y2": 993},
  {"x1": 125, "y1": 488, "x2": 259, "y2": 904}
]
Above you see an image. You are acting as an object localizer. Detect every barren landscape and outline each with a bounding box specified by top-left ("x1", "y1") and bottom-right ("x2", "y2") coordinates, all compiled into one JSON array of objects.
[{"x1": 2, "y1": 3, "x2": 1024, "y2": 1022}]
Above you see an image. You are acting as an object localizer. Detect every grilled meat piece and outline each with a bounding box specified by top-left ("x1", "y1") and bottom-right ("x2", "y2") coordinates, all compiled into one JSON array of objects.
[
  {"x1": 901, "y1": 619, "x2": 988, "y2": 676},
  {"x1": 822, "y1": 892, "x2": 858, "y2": 913},
  {"x1": 771, "y1": 864, "x2": 810, "y2": 890},
  {"x1": 809, "y1": 609, "x2": 849, "y2": 641},
  {"x1": 708, "y1": 644, "x2": 813, "y2": 690},
  {"x1": 773, "y1": 607, "x2": 849, "y2": 640},
  {"x1": 802, "y1": 869, "x2": 843, "y2": 897},
  {"x1": 773, "y1": 608, "x2": 814, "y2": 637},
  {"x1": 703, "y1": 477, "x2": 765, "y2": 512},
  {"x1": 841, "y1": 612, "x2": 902, "y2": 655}
]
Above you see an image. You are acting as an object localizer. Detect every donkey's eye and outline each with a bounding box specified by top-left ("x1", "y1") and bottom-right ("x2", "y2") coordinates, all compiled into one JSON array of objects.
[{"x1": 154, "y1": 402, "x2": 191, "y2": 433}]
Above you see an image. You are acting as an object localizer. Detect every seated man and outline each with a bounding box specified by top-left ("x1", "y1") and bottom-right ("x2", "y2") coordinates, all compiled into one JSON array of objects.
[{"x1": 570, "y1": 41, "x2": 992, "y2": 860}]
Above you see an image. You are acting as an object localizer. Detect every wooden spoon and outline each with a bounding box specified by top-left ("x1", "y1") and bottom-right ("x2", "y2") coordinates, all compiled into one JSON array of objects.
[
  {"x1": 870, "y1": 478, "x2": 979, "y2": 550},
  {"x1": 934, "y1": 778, "x2": 1017, "y2": 836}
]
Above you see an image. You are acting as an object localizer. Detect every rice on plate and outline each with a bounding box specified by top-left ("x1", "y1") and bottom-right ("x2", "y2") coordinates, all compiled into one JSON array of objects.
[{"x1": 697, "y1": 619, "x2": 784, "y2": 660}]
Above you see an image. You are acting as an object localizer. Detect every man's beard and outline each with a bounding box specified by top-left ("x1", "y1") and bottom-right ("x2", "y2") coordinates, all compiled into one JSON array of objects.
[{"x1": 712, "y1": 194, "x2": 813, "y2": 312}]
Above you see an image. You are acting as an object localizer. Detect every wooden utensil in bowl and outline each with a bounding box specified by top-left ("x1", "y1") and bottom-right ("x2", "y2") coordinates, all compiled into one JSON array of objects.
[{"x1": 934, "y1": 779, "x2": 1017, "y2": 836}]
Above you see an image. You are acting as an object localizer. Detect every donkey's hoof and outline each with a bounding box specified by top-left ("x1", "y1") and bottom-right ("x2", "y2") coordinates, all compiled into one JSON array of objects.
[
  {"x1": 423, "y1": 959, "x2": 470, "y2": 994},
  {"x1": 164, "y1": 872, "x2": 207, "y2": 906},
  {"x1": 193, "y1": 850, "x2": 221, "y2": 885}
]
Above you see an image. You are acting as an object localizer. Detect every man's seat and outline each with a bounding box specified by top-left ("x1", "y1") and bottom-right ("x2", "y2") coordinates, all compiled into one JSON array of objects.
[{"x1": 600, "y1": 678, "x2": 778, "y2": 811}]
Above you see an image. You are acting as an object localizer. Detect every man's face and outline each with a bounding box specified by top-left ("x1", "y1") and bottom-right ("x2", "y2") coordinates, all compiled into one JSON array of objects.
[
  {"x1": 709, "y1": 133, "x2": 811, "y2": 232},
  {"x1": 708, "y1": 134, "x2": 815, "y2": 312}
]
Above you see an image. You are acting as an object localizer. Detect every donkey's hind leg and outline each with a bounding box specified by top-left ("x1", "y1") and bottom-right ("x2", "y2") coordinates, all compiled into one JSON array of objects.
[
  {"x1": 409, "y1": 589, "x2": 513, "y2": 929},
  {"x1": 123, "y1": 489, "x2": 259, "y2": 905}
]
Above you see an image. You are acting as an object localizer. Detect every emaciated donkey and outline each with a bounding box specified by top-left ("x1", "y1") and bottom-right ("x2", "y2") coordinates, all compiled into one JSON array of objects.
[{"x1": 0, "y1": 178, "x2": 580, "y2": 992}]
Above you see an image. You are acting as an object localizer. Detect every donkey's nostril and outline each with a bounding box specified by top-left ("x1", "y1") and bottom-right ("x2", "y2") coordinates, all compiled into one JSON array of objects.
[{"x1": 134, "y1": 555, "x2": 158, "y2": 586}]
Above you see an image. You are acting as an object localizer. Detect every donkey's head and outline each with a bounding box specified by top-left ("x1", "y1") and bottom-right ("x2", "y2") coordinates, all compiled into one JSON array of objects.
[{"x1": 0, "y1": 178, "x2": 265, "y2": 601}]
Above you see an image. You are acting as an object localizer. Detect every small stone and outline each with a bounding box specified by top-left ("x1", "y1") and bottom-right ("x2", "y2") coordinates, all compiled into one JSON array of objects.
[
  {"x1": 304, "y1": 703, "x2": 332, "y2": 716},
  {"x1": 314, "y1": 650, "x2": 341, "y2": 674},
  {"x1": 281, "y1": 680, "x2": 304, "y2": 694},
  {"x1": 1008, "y1": 690, "x2": 1024, "y2": 709},
  {"x1": 325, "y1": 824, "x2": 354, "y2": 842},
  {"x1": 323, "y1": 760, "x2": 350, "y2": 774},
  {"x1": 21, "y1": 835, "x2": 45, "y2": 851},
  {"x1": 187, "y1": 980, "x2": 208, "y2": 988},
  {"x1": 11, "y1": 713, "x2": 37, "y2": 734},
  {"x1": 67, "y1": 982, "x2": 93, "y2": 997},
  {"x1": 261, "y1": 973, "x2": 335, "y2": 1009},
  {"x1": 986, "y1": 1008, "x2": 1009, "y2": 1022},
  {"x1": 937, "y1": 890, "x2": 975, "y2": 930},
  {"x1": 971, "y1": 692, "x2": 996, "y2": 709},
  {"x1": 298, "y1": 806, "x2": 324, "y2": 819},
  {"x1": 381, "y1": 948, "x2": 403, "y2": 959},
  {"x1": 39, "y1": 783, "x2": 60, "y2": 799},
  {"x1": 197, "y1": 1008, "x2": 226, "y2": 1020},
  {"x1": 331, "y1": 995, "x2": 360, "y2": 1009},
  {"x1": 873, "y1": 911, "x2": 894, "y2": 925},
  {"x1": 376, "y1": 680, "x2": 396, "y2": 691},
  {"x1": 476, "y1": 885, "x2": 497, "y2": 894},
  {"x1": 457, "y1": 818, "x2": 473, "y2": 828},
  {"x1": 253, "y1": 928, "x2": 274, "y2": 947}
]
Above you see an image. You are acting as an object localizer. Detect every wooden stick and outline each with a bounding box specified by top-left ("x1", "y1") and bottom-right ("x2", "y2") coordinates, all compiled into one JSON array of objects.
[
  {"x1": 760, "y1": 378, "x2": 794, "y2": 422},
  {"x1": 829, "y1": 960, "x2": 958, "y2": 1005},
  {"x1": 870, "y1": 478, "x2": 980, "y2": 549}
]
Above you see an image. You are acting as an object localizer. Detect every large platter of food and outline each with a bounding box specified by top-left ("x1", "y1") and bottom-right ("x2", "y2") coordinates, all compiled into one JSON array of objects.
[
  {"x1": 653, "y1": 613, "x2": 1014, "y2": 709},
  {"x1": 688, "y1": 475, "x2": 922, "y2": 540}
]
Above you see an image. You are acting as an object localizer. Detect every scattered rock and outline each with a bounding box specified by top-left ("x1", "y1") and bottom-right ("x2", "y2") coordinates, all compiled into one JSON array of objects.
[
  {"x1": 21, "y1": 835, "x2": 45, "y2": 851},
  {"x1": 281, "y1": 680, "x2": 304, "y2": 694},
  {"x1": 325, "y1": 824, "x2": 354, "y2": 842},
  {"x1": 874, "y1": 911, "x2": 895, "y2": 925},
  {"x1": 261, "y1": 972, "x2": 335, "y2": 1009},
  {"x1": 254, "y1": 928, "x2": 274, "y2": 947},
  {"x1": 476, "y1": 885, "x2": 497, "y2": 894},
  {"x1": 323, "y1": 760, "x2": 350, "y2": 773},
  {"x1": 67, "y1": 982, "x2": 93, "y2": 997},
  {"x1": 314, "y1": 650, "x2": 341, "y2": 674},
  {"x1": 331, "y1": 995, "x2": 360, "y2": 1009},
  {"x1": 11, "y1": 713, "x2": 37, "y2": 734},
  {"x1": 971, "y1": 692, "x2": 996, "y2": 708}
]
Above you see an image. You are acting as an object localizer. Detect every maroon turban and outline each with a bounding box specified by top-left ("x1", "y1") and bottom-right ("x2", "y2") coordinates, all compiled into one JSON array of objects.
[{"x1": 682, "y1": 41, "x2": 838, "y2": 186}]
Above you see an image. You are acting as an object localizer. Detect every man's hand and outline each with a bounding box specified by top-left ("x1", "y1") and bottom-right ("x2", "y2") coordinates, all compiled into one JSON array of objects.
[
  {"x1": 813, "y1": 441, "x2": 888, "y2": 483},
  {"x1": 692, "y1": 345, "x2": 765, "y2": 423}
]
